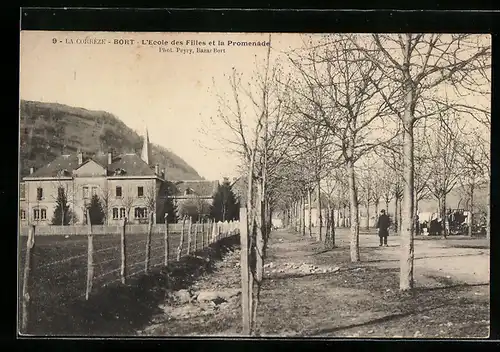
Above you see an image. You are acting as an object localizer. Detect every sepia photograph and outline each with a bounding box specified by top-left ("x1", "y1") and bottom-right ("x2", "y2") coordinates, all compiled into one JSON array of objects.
[{"x1": 18, "y1": 30, "x2": 491, "y2": 338}]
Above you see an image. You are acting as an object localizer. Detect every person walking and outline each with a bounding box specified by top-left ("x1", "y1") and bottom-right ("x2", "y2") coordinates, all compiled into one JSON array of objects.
[{"x1": 377, "y1": 209, "x2": 390, "y2": 247}]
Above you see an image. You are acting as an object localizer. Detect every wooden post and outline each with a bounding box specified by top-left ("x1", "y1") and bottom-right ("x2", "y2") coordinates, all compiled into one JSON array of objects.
[
  {"x1": 120, "y1": 217, "x2": 127, "y2": 284},
  {"x1": 193, "y1": 221, "x2": 198, "y2": 252},
  {"x1": 177, "y1": 217, "x2": 185, "y2": 261},
  {"x1": 239, "y1": 208, "x2": 251, "y2": 335},
  {"x1": 206, "y1": 219, "x2": 210, "y2": 247},
  {"x1": 212, "y1": 221, "x2": 217, "y2": 244},
  {"x1": 187, "y1": 216, "x2": 192, "y2": 255},
  {"x1": 21, "y1": 225, "x2": 35, "y2": 333},
  {"x1": 85, "y1": 209, "x2": 94, "y2": 300},
  {"x1": 164, "y1": 213, "x2": 169, "y2": 266},
  {"x1": 145, "y1": 211, "x2": 153, "y2": 273}
]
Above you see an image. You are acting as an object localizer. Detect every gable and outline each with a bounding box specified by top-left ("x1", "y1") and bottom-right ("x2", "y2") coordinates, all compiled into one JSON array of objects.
[{"x1": 73, "y1": 159, "x2": 107, "y2": 177}]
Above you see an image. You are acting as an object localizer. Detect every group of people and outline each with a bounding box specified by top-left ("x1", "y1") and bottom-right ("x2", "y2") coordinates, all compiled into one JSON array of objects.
[{"x1": 376, "y1": 209, "x2": 453, "y2": 245}]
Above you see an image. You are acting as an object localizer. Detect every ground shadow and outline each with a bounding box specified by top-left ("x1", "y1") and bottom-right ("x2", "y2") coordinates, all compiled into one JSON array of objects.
[
  {"x1": 306, "y1": 304, "x2": 450, "y2": 336},
  {"x1": 25, "y1": 235, "x2": 240, "y2": 336},
  {"x1": 364, "y1": 253, "x2": 485, "y2": 264}
]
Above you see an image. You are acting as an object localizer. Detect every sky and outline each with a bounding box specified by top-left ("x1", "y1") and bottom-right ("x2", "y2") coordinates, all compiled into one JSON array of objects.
[
  {"x1": 19, "y1": 31, "x2": 490, "y2": 181},
  {"x1": 19, "y1": 31, "x2": 305, "y2": 181}
]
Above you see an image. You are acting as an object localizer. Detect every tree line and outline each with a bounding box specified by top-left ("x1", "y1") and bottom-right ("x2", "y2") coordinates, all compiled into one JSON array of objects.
[{"x1": 211, "y1": 33, "x2": 490, "y2": 335}]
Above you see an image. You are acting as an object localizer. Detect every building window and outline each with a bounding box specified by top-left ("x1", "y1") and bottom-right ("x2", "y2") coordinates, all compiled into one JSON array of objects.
[
  {"x1": 20, "y1": 209, "x2": 26, "y2": 220},
  {"x1": 20, "y1": 184, "x2": 26, "y2": 199},
  {"x1": 138, "y1": 186, "x2": 144, "y2": 197},
  {"x1": 37, "y1": 187, "x2": 43, "y2": 200},
  {"x1": 92, "y1": 186, "x2": 98, "y2": 197},
  {"x1": 33, "y1": 208, "x2": 46, "y2": 221},
  {"x1": 134, "y1": 207, "x2": 147, "y2": 219},
  {"x1": 116, "y1": 186, "x2": 122, "y2": 198},
  {"x1": 112, "y1": 207, "x2": 128, "y2": 220},
  {"x1": 112, "y1": 208, "x2": 119, "y2": 220},
  {"x1": 83, "y1": 186, "x2": 89, "y2": 199}
]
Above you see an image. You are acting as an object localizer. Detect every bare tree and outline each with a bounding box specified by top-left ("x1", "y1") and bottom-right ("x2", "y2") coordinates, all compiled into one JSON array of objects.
[
  {"x1": 353, "y1": 33, "x2": 490, "y2": 290},
  {"x1": 212, "y1": 34, "x2": 296, "y2": 335},
  {"x1": 426, "y1": 114, "x2": 462, "y2": 236},
  {"x1": 122, "y1": 185, "x2": 136, "y2": 221},
  {"x1": 100, "y1": 183, "x2": 114, "y2": 225},
  {"x1": 288, "y1": 34, "x2": 395, "y2": 262}
]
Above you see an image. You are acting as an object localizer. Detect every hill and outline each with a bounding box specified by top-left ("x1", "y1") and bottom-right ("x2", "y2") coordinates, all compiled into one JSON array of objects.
[{"x1": 19, "y1": 100, "x2": 203, "y2": 180}]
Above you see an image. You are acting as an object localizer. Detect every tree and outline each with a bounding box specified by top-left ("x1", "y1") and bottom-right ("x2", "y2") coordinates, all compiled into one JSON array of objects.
[
  {"x1": 289, "y1": 34, "x2": 395, "y2": 262},
  {"x1": 51, "y1": 187, "x2": 74, "y2": 225},
  {"x1": 213, "y1": 33, "x2": 295, "y2": 335},
  {"x1": 144, "y1": 182, "x2": 157, "y2": 223},
  {"x1": 212, "y1": 178, "x2": 240, "y2": 222},
  {"x1": 88, "y1": 194, "x2": 105, "y2": 225},
  {"x1": 426, "y1": 115, "x2": 462, "y2": 237},
  {"x1": 99, "y1": 184, "x2": 114, "y2": 225},
  {"x1": 178, "y1": 197, "x2": 213, "y2": 222},
  {"x1": 353, "y1": 33, "x2": 490, "y2": 290}
]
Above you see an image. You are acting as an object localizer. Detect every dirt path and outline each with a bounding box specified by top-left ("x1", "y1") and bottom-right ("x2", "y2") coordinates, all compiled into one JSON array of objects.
[
  {"x1": 138, "y1": 229, "x2": 490, "y2": 338},
  {"x1": 351, "y1": 231, "x2": 490, "y2": 287}
]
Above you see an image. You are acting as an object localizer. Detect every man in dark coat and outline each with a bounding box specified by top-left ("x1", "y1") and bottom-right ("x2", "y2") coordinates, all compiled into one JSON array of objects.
[{"x1": 377, "y1": 209, "x2": 390, "y2": 247}]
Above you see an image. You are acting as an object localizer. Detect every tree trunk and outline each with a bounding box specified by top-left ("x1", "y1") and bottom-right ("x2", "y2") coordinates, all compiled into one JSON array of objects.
[
  {"x1": 343, "y1": 204, "x2": 347, "y2": 227},
  {"x1": 486, "y1": 178, "x2": 490, "y2": 240},
  {"x1": 374, "y1": 201, "x2": 379, "y2": 227},
  {"x1": 302, "y1": 195, "x2": 306, "y2": 236},
  {"x1": 239, "y1": 207, "x2": 251, "y2": 335},
  {"x1": 400, "y1": 111, "x2": 415, "y2": 291},
  {"x1": 440, "y1": 194, "x2": 447, "y2": 237},
  {"x1": 398, "y1": 197, "x2": 403, "y2": 234},
  {"x1": 366, "y1": 196, "x2": 370, "y2": 230},
  {"x1": 347, "y1": 158, "x2": 360, "y2": 262},
  {"x1": 394, "y1": 196, "x2": 399, "y2": 234},
  {"x1": 255, "y1": 181, "x2": 265, "y2": 284},
  {"x1": 333, "y1": 206, "x2": 340, "y2": 228},
  {"x1": 468, "y1": 183, "x2": 474, "y2": 237},
  {"x1": 298, "y1": 197, "x2": 302, "y2": 235},
  {"x1": 316, "y1": 179, "x2": 323, "y2": 241},
  {"x1": 331, "y1": 207, "x2": 336, "y2": 247},
  {"x1": 324, "y1": 203, "x2": 332, "y2": 249},
  {"x1": 308, "y1": 188, "x2": 313, "y2": 237}
]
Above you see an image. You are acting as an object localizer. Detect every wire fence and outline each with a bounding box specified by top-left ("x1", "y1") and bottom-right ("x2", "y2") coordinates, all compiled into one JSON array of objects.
[{"x1": 18, "y1": 217, "x2": 240, "y2": 333}]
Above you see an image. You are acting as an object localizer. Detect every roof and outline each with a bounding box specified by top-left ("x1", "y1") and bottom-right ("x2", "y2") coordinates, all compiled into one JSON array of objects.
[
  {"x1": 108, "y1": 153, "x2": 156, "y2": 177},
  {"x1": 171, "y1": 180, "x2": 219, "y2": 198},
  {"x1": 27, "y1": 154, "x2": 81, "y2": 178},
  {"x1": 26, "y1": 152, "x2": 159, "y2": 178}
]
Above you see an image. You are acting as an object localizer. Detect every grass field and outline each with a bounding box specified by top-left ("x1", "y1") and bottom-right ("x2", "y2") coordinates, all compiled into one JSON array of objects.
[{"x1": 18, "y1": 228, "x2": 225, "y2": 335}]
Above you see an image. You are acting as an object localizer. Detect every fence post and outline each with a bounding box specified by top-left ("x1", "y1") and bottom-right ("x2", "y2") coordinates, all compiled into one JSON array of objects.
[
  {"x1": 187, "y1": 216, "x2": 192, "y2": 255},
  {"x1": 193, "y1": 220, "x2": 198, "y2": 252},
  {"x1": 177, "y1": 217, "x2": 186, "y2": 261},
  {"x1": 120, "y1": 217, "x2": 127, "y2": 284},
  {"x1": 145, "y1": 211, "x2": 153, "y2": 273},
  {"x1": 205, "y1": 219, "x2": 210, "y2": 247},
  {"x1": 164, "y1": 213, "x2": 169, "y2": 267},
  {"x1": 212, "y1": 221, "x2": 217, "y2": 244},
  {"x1": 21, "y1": 224, "x2": 35, "y2": 333},
  {"x1": 85, "y1": 209, "x2": 94, "y2": 300}
]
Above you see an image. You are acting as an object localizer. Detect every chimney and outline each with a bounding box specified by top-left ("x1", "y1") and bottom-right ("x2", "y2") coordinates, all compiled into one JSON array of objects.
[
  {"x1": 29, "y1": 167, "x2": 34, "y2": 175},
  {"x1": 155, "y1": 164, "x2": 159, "y2": 175},
  {"x1": 77, "y1": 151, "x2": 83, "y2": 165},
  {"x1": 107, "y1": 151, "x2": 112, "y2": 165}
]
